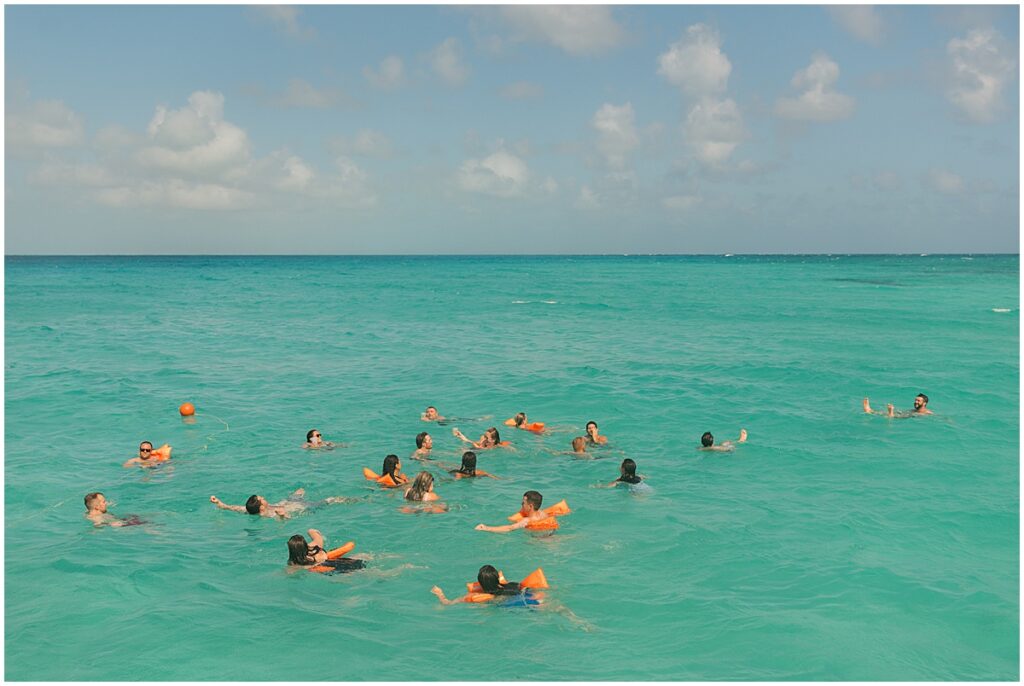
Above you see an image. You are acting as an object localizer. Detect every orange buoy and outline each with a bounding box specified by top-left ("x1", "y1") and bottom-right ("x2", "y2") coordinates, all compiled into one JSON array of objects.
[{"x1": 179, "y1": 402, "x2": 195, "y2": 417}]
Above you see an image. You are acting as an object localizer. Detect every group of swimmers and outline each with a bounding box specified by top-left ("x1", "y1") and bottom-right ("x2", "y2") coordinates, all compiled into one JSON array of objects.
[{"x1": 85, "y1": 393, "x2": 931, "y2": 606}]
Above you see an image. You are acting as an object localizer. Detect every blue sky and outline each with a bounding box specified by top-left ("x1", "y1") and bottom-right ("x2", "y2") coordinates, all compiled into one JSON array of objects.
[{"x1": 5, "y1": 5, "x2": 1019, "y2": 254}]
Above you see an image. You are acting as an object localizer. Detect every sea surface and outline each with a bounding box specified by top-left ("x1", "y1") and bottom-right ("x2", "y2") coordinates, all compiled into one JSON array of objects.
[{"x1": 4, "y1": 255, "x2": 1019, "y2": 680}]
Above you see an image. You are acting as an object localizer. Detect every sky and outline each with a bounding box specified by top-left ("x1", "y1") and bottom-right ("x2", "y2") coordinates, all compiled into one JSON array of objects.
[{"x1": 4, "y1": 4, "x2": 1020, "y2": 254}]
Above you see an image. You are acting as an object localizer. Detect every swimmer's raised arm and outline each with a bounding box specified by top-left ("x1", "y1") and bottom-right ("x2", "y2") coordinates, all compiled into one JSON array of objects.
[
  {"x1": 307, "y1": 528, "x2": 325, "y2": 550},
  {"x1": 474, "y1": 519, "x2": 529, "y2": 534},
  {"x1": 289, "y1": 488, "x2": 306, "y2": 500},
  {"x1": 737, "y1": 429, "x2": 748, "y2": 443},
  {"x1": 209, "y1": 496, "x2": 247, "y2": 513},
  {"x1": 431, "y1": 586, "x2": 464, "y2": 605}
]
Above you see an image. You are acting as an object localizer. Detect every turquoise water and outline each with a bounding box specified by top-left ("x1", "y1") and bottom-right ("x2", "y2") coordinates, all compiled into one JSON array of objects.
[{"x1": 5, "y1": 255, "x2": 1019, "y2": 680}]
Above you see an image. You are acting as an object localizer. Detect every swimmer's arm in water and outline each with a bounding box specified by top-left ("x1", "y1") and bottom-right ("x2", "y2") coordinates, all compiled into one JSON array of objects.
[
  {"x1": 477, "y1": 470, "x2": 499, "y2": 479},
  {"x1": 737, "y1": 429, "x2": 748, "y2": 443},
  {"x1": 503, "y1": 417, "x2": 517, "y2": 427},
  {"x1": 288, "y1": 488, "x2": 306, "y2": 500},
  {"x1": 474, "y1": 519, "x2": 530, "y2": 534},
  {"x1": 451, "y1": 428, "x2": 474, "y2": 444},
  {"x1": 431, "y1": 586, "x2": 465, "y2": 605},
  {"x1": 209, "y1": 496, "x2": 247, "y2": 513},
  {"x1": 863, "y1": 398, "x2": 895, "y2": 416}
]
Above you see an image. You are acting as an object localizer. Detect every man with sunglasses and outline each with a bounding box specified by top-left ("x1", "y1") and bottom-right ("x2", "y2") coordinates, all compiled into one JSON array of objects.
[{"x1": 122, "y1": 441, "x2": 164, "y2": 468}]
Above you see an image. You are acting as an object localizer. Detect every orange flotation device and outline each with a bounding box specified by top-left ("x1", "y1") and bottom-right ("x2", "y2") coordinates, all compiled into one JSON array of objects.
[
  {"x1": 308, "y1": 541, "x2": 356, "y2": 573},
  {"x1": 178, "y1": 402, "x2": 195, "y2": 417},
  {"x1": 498, "y1": 441, "x2": 511, "y2": 447},
  {"x1": 523, "y1": 422, "x2": 545, "y2": 433},
  {"x1": 508, "y1": 499, "x2": 570, "y2": 530},
  {"x1": 150, "y1": 444, "x2": 172, "y2": 461},
  {"x1": 463, "y1": 567, "x2": 549, "y2": 603},
  {"x1": 362, "y1": 467, "x2": 399, "y2": 487}
]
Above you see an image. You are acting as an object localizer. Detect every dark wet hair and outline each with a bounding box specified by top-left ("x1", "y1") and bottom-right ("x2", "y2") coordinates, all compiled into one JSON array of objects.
[
  {"x1": 523, "y1": 490, "x2": 543, "y2": 511},
  {"x1": 287, "y1": 535, "x2": 310, "y2": 565},
  {"x1": 245, "y1": 495, "x2": 262, "y2": 515},
  {"x1": 619, "y1": 458, "x2": 642, "y2": 484},
  {"x1": 514, "y1": 412, "x2": 526, "y2": 427},
  {"x1": 916, "y1": 393, "x2": 929, "y2": 404},
  {"x1": 478, "y1": 564, "x2": 521, "y2": 595},
  {"x1": 382, "y1": 454, "x2": 401, "y2": 478},
  {"x1": 84, "y1": 492, "x2": 103, "y2": 509},
  {"x1": 405, "y1": 472, "x2": 434, "y2": 501},
  {"x1": 306, "y1": 429, "x2": 318, "y2": 442},
  {"x1": 586, "y1": 421, "x2": 598, "y2": 431},
  {"x1": 486, "y1": 427, "x2": 501, "y2": 444},
  {"x1": 457, "y1": 451, "x2": 477, "y2": 476},
  {"x1": 415, "y1": 432, "x2": 430, "y2": 449},
  {"x1": 701, "y1": 432, "x2": 714, "y2": 447},
  {"x1": 426, "y1": 405, "x2": 437, "y2": 412},
  {"x1": 139, "y1": 441, "x2": 153, "y2": 450}
]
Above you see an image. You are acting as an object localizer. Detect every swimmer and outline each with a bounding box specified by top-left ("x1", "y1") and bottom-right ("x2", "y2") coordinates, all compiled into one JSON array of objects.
[
  {"x1": 404, "y1": 471, "x2": 441, "y2": 502},
  {"x1": 431, "y1": 564, "x2": 535, "y2": 605},
  {"x1": 84, "y1": 492, "x2": 141, "y2": 527},
  {"x1": 572, "y1": 436, "x2": 590, "y2": 455},
  {"x1": 450, "y1": 451, "x2": 497, "y2": 479},
  {"x1": 302, "y1": 429, "x2": 335, "y2": 450},
  {"x1": 452, "y1": 426, "x2": 513, "y2": 450},
  {"x1": 286, "y1": 529, "x2": 365, "y2": 573},
  {"x1": 421, "y1": 406, "x2": 446, "y2": 422},
  {"x1": 585, "y1": 421, "x2": 608, "y2": 445},
  {"x1": 209, "y1": 488, "x2": 357, "y2": 519},
  {"x1": 863, "y1": 393, "x2": 933, "y2": 417},
  {"x1": 504, "y1": 412, "x2": 545, "y2": 432},
  {"x1": 122, "y1": 441, "x2": 163, "y2": 468},
  {"x1": 382, "y1": 454, "x2": 409, "y2": 486},
  {"x1": 606, "y1": 458, "x2": 644, "y2": 487},
  {"x1": 412, "y1": 432, "x2": 433, "y2": 460},
  {"x1": 475, "y1": 491, "x2": 553, "y2": 533},
  {"x1": 698, "y1": 429, "x2": 748, "y2": 452}
]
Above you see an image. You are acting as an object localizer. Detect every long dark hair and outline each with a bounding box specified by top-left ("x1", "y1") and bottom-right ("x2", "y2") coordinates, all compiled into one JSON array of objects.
[
  {"x1": 382, "y1": 454, "x2": 401, "y2": 477},
  {"x1": 477, "y1": 564, "x2": 521, "y2": 595},
  {"x1": 287, "y1": 535, "x2": 310, "y2": 565},
  {"x1": 618, "y1": 458, "x2": 641, "y2": 484},
  {"x1": 456, "y1": 451, "x2": 477, "y2": 476}
]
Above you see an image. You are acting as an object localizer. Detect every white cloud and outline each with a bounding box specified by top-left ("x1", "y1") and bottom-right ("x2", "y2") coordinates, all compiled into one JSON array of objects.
[
  {"x1": 657, "y1": 24, "x2": 732, "y2": 97},
  {"x1": 685, "y1": 97, "x2": 745, "y2": 166},
  {"x1": 29, "y1": 160, "x2": 117, "y2": 187},
  {"x1": 497, "y1": 6, "x2": 624, "y2": 56},
  {"x1": 275, "y1": 155, "x2": 314, "y2": 191},
  {"x1": 271, "y1": 79, "x2": 345, "y2": 108},
  {"x1": 946, "y1": 28, "x2": 1015, "y2": 123},
  {"x1": 774, "y1": 54, "x2": 855, "y2": 122},
  {"x1": 592, "y1": 102, "x2": 639, "y2": 171},
  {"x1": 254, "y1": 5, "x2": 315, "y2": 40},
  {"x1": 429, "y1": 38, "x2": 470, "y2": 87},
  {"x1": 457, "y1": 149, "x2": 529, "y2": 197},
  {"x1": 575, "y1": 185, "x2": 601, "y2": 210},
  {"x1": 96, "y1": 180, "x2": 255, "y2": 210},
  {"x1": 139, "y1": 91, "x2": 251, "y2": 177},
  {"x1": 6, "y1": 99, "x2": 85, "y2": 148},
  {"x1": 363, "y1": 56, "x2": 405, "y2": 90},
  {"x1": 928, "y1": 169, "x2": 965, "y2": 194},
  {"x1": 500, "y1": 81, "x2": 544, "y2": 100},
  {"x1": 662, "y1": 194, "x2": 702, "y2": 211},
  {"x1": 93, "y1": 125, "x2": 142, "y2": 149},
  {"x1": 829, "y1": 6, "x2": 884, "y2": 44},
  {"x1": 330, "y1": 129, "x2": 394, "y2": 158}
]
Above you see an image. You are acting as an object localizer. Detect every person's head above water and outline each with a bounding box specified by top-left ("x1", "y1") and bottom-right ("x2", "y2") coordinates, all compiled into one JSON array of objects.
[
  {"x1": 571, "y1": 436, "x2": 587, "y2": 453},
  {"x1": 514, "y1": 412, "x2": 527, "y2": 427},
  {"x1": 459, "y1": 451, "x2": 477, "y2": 474},
  {"x1": 619, "y1": 458, "x2": 642, "y2": 484},
  {"x1": 139, "y1": 441, "x2": 154, "y2": 458},
  {"x1": 405, "y1": 471, "x2": 435, "y2": 501},
  {"x1": 701, "y1": 432, "x2": 714, "y2": 447},
  {"x1": 245, "y1": 494, "x2": 266, "y2": 515},
  {"x1": 416, "y1": 432, "x2": 432, "y2": 450},
  {"x1": 482, "y1": 427, "x2": 501, "y2": 447},
  {"x1": 522, "y1": 490, "x2": 543, "y2": 513},
  {"x1": 84, "y1": 492, "x2": 106, "y2": 512},
  {"x1": 424, "y1": 406, "x2": 439, "y2": 420},
  {"x1": 306, "y1": 429, "x2": 322, "y2": 444},
  {"x1": 382, "y1": 454, "x2": 401, "y2": 477},
  {"x1": 287, "y1": 534, "x2": 310, "y2": 565},
  {"x1": 914, "y1": 393, "x2": 929, "y2": 410}
]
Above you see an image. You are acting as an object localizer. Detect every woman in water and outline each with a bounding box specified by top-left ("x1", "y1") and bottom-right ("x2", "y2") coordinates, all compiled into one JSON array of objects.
[
  {"x1": 452, "y1": 426, "x2": 512, "y2": 450},
  {"x1": 381, "y1": 454, "x2": 409, "y2": 487},
  {"x1": 287, "y1": 529, "x2": 365, "y2": 573},
  {"x1": 431, "y1": 565, "x2": 532, "y2": 605},
  {"x1": 404, "y1": 472, "x2": 440, "y2": 502},
  {"x1": 450, "y1": 451, "x2": 498, "y2": 479},
  {"x1": 606, "y1": 458, "x2": 646, "y2": 488},
  {"x1": 302, "y1": 429, "x2": 335, "y2": 450}
]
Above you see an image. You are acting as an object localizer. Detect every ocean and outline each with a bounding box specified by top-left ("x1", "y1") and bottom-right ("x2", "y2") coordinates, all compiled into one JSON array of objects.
[{"x1": 4, "y1": 255, "x2": 1018, "y2": 680}]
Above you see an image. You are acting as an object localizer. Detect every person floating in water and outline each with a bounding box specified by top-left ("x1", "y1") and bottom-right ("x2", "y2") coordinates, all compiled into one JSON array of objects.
[
  {"x1": 863, "y1": 393, "x2": 933, "y2": 418},
  {"x1": 431, "y1": 564, "x2": 548, "y2": 605},
  {"x1": 421, "y1": 406, "x2": 446, "y2": 422},
  {"x1": 286, "y1": 529, "x2": 365, "y2": 574},
  {"x1": 504, "y1": 412, "x2": 545, "y2": 433},
  {"x1": 452, "y1": 426, "x2": 513, "y2": 450},
  {"x1": 412, "y1": 432, "x2": 433, "y2": 460},
  {"x1": 84, "y1": 492, "x2": 144, "y2": 528},
  {"x1": 450, "y1": 451, "x2": 497, "y2": 479},
  {"x1": 302, "y1": 429, "x2": 335, "y2": 449},
  {"x1": 401, "y1": 471, "x2": 448, "y2": 513},
  {"x1": 585, "y1": 421, "x2": 608, "y2": 445},
  {"x1": 122, "y1": 441, "x2": 171, "y2": 468},
  {"x1": 209, "y1": 488, "x2": 357, "y2": 519},
  {"x1": 607, "y1": 458, "x2": 644, "y2": 487},
  {"x1": 474, "y1": 491, "x2": 568, "y2": 533},
  {"x1": 571, "y1": 436, "x2": 590, "y2": 456},
  {"x1": 363, "y1": 454, "x2": 410, "y2": 488},
  {"x1": 698, "y1": 429, "x2": 748, "y2": 452}
]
